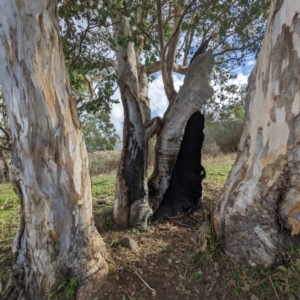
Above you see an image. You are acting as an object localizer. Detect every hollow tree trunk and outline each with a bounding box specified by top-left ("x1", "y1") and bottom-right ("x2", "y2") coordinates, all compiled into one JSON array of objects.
[
  {"x1": 214, "y1": 1, "x2": 300, "y2": 267},
  {"x1": 153, "y1": 112, "x2": 206, "y2": 220},
  {"x1": 0, "y1": 1, "x2": 107, "y2": 298},
  {"x1": 149, "y1": 51, "x2": 214, "y2": 217},
  {"x1": 113, "y1": 14, "x2": 161, "y2": 231}
]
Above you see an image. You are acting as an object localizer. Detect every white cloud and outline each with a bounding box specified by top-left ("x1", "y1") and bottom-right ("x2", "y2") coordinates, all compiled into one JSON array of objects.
[
  {"x1": 110, "y1": 90, "x2": 123, "y2": 138},
  {"x1": 231, "y1": 73, "x2": 248, "y2": 86},
  {"x1": 110, "y1": 68, "x2": 251, "y2": 139},
  {"x1": 149, "y1": 74, "x2": 168, "y2": 117}
]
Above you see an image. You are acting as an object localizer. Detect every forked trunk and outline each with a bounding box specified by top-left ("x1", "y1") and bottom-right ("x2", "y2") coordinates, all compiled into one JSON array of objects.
[
  {"x1": 0, "y1": 1, "x2": 107, "y2": 298},
  {"x1": 214, "y1": 1, "x2": 300, "y2": 267},
  {"x1": 149, "y1": 51, "x2": 214, "y2": 218}
]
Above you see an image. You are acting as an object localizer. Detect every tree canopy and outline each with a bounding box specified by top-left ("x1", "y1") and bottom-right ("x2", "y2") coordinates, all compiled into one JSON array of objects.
[{"x1": 58, "y1": 0, "x2": 270, "y2": 113}]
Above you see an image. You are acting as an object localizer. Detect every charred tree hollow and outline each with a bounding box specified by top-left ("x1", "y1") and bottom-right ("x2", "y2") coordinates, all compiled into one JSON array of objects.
[{"x1": 153, "y1": 112, "x2": 205, "y2": 220}]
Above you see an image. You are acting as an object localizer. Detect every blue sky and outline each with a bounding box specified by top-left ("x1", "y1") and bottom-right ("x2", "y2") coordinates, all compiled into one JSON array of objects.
[{"x1": 110, "y1": 56, "x2": 256, "y2": 138}]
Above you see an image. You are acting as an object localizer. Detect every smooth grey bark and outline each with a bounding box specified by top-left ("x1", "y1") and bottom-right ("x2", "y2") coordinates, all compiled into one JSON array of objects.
[
  {"x1": 215, "y1": 0, "x2": 300, "y2": 267},
  {"x1": 0, "y1": 1, "x2": 108, "y2": 298}
]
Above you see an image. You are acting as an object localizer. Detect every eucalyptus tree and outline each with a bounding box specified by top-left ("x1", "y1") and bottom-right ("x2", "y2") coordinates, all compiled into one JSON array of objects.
[
  {"x1": 0, "y1": 1, "x2": 108, "y2": 298},
  {"x1": 215, "y1": 0, "x2": 300, "y2": 267},
  {"x1": 58, "y1": 0, "x2": 269, "y2": 230}
]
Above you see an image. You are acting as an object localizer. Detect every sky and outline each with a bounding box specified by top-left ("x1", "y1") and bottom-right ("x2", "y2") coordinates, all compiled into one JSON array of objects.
[{"x1": 110, "y1": 57, "x2": 257, "y2": 139}]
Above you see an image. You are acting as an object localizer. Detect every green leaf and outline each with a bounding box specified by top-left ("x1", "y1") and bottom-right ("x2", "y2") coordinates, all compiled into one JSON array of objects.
[{"x1": 277, "y1": 266, "x2": 287, "y2": 272}]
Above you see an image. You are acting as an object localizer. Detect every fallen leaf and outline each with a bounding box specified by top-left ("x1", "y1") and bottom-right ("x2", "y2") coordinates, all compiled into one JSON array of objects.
[{"x1": 277, "y1": 265, "x2": 287, "y2": 272}]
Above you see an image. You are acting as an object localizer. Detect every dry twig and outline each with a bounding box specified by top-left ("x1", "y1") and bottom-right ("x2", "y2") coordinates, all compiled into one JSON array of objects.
[
  {"x1": 166, "y1": 217, "x2": 193, "y2": 228},
  {"x1": 269, "y1": 276, "x2": 280, "y2": 300},
  {"x1": 131, "y1": 266, "x2": 156, "y2": 296}
]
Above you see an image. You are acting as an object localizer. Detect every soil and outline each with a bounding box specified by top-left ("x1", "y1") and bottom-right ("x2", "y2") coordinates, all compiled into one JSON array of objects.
[{"x1": 92, "y1": 191, "x2": 300, "y2": 300}]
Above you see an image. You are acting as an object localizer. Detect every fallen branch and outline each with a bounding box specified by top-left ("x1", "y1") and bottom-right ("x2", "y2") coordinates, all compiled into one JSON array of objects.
[
  {"x1": 166, "y1": 217, "x2": 193, "y2": 228},
  {"x1": 167, "y1": 209, "x2": 192, "y2": 219},
  {"x1": 269, "y1": 276, "x2": 280, "y2": 300}
]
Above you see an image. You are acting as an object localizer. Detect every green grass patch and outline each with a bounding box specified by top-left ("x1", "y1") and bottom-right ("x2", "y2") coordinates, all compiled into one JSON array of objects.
[
  {"x1": 202, "y1": 154, "x2": 236, "y2": 185},
  {"x1": 91, "y1": 174, "x2": 116, "y2": 199}
]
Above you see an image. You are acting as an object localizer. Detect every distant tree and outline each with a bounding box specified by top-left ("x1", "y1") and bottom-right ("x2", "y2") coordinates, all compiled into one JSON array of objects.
[{"x1": 81, "y1": 111, "x2": 119, "y2": 152}]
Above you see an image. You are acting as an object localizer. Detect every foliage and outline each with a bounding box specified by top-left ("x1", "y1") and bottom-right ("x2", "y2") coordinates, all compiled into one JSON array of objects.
[
  {"x1": 204, "y1": 83, "x2": 246, "y2": 122},
  {"x1": 88, "y1": 151, "x2": 120, "y2": 176},
  {"x1": 58, "y1": 1, "x2": 119, "y2": 114},
  {"x1": 204, "y1": 119, "x2": 244, "y2": 153},
  {"x1": 58, "y1": 0, "x2": 270, "y2": 107},
  {"x1": 81, "y1": 112, "x2": 119, "y2": 152}
]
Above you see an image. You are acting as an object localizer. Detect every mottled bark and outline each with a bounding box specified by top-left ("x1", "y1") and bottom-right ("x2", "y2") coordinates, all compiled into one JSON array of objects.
[
  {"x1": 113, "y1": 14, "x2": 161, "y2": 231},
  {"x1": 149, "y1": 51, "x2": 214, "y2": 215},
  {"x1": 0, "y1": 1, "x2": 107, "y2": 298},
  {"x1": 215, "y1": 1, "x2": 300, "y2": 267}
]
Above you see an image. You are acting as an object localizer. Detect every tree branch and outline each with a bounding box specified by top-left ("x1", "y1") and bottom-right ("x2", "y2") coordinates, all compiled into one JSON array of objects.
[
  {"x1": 147, "y1": 61, "x2": 187, "y2": 75},
  {"x1": 0, "y1": 125, "x2": 10, "y2": 141}
]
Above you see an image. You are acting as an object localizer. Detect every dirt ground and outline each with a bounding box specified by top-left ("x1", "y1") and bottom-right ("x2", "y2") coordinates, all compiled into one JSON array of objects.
[
  {"x1": 92, "y1": 189, "x2": 300, "y2": 300},
  {"x1": 2, "y1": 155, "x2": 300, "y2": 299}
]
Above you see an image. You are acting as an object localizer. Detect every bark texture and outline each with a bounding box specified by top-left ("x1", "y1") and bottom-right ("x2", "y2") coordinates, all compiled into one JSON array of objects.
[
  {"x1": 215, "y1": 1, "x2": 300, "y2": 267},
  {"x1": 149, "y1": 51, "x2": 214, "y2": 215},
  {"x1": 0, "y1": 1, "x2": 107, "y2": 298},
  {"x1": 113, "y1": 14, "x2": 161, "y2": 231}
]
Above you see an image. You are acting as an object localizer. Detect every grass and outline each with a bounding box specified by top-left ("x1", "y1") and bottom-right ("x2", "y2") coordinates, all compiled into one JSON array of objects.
[
  {"x1": 91, "y1": 173, "x2": 116, "y2": 199},
  {"x1": 0, "y1": 154, "x2": 235, "y2": 291},
  {"x1": 0, "y1": 183, "x2": 19, "y2": 282}
]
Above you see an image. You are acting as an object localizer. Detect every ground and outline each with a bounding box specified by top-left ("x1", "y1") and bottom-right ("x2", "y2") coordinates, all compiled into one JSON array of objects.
[{"x1": 1, "y1": 154, "x2": 300, "y2": 299}]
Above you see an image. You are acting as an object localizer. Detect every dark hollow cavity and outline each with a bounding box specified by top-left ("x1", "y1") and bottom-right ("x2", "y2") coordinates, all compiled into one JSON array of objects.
[{"x1": 153, "y1": 111, "x2": 205, "y2": 220}]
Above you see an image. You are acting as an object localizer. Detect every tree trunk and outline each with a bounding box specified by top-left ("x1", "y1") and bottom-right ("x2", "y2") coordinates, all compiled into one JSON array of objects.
[
  {"x1": 149, "y1": 51, "x2": 214, "y2": 217},
  {"x1": 153, "y1": 112, "x2": 206, "y2": 220},
  {"x1": 214, "y1": 1, "x2": 300, "y2": 268},
  {"x1": 113, "y1": 14, "x2": 161, "y2": 231},
  {"x1": 0, "y1": 1, "x2": 107, "y2": 298}
]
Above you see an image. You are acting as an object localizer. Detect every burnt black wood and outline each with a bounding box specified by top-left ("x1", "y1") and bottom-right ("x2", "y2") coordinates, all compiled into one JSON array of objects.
[
  {"x1": 153, "y1": 112, "x2": 205, "y2": 220},
  {"x1": 189, "y1": 39, "x2": 210, "y2": 66}
]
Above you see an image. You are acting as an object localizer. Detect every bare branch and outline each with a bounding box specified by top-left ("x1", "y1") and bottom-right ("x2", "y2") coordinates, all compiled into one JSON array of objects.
[
  {"x1": 0, "y1": 125, "x2": 10, "y2": 141},
  {"x1": 147, "y1": 61, "x2": 187, "y2": 75}
]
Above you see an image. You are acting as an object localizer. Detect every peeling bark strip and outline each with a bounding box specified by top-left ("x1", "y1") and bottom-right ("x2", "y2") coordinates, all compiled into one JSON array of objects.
[
  {"x1": 215, "y1": 1, "x2": 300, "y2": 267},
  {"x1": 149, "y1": 51, "x2": 214, "y2": 215},
  {"x1": 0, "y1": 1, "x2": 107, "y2": 298}
]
